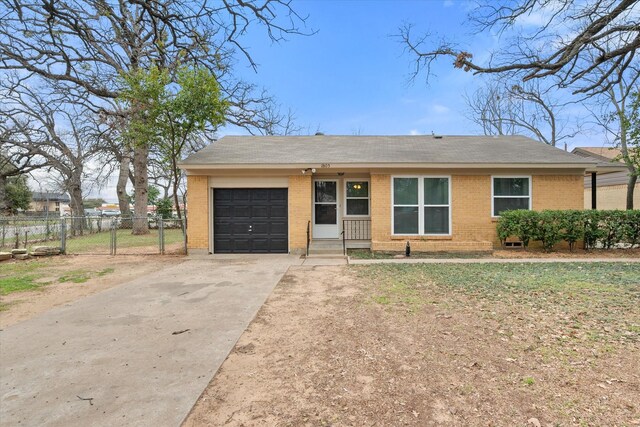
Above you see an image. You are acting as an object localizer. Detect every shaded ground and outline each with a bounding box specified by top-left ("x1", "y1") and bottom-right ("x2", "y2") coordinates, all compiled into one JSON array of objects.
[
  {"x1": 185, "y1": 263, "x2": 640, "y2": 426},
  {"x1": 0, "y1": 255, "x2": 185, "y2": 327},
  {"x1": 349, "y1": 248, "x2": 640, "y2": 259}
]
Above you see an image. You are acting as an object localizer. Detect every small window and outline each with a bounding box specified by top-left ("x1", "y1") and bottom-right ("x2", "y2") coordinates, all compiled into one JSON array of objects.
[
  {"x1": 492, "y1": 177, "x2": 531, "y2": 216},
  {"x1": 345, "y1": 181, "x2": 369, "y2": 216}
]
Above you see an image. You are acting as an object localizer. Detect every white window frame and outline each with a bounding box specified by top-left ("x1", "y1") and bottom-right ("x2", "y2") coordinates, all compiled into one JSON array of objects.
[
  {"x1": 491, "y1": 175, "x2": 532, "y2": 218},
  {"x1": 391, "y1": 175, "x2": 452, "y2": 236},
  {"x1": 344, "y1": 179, "x2": 370, "y2": 217}
]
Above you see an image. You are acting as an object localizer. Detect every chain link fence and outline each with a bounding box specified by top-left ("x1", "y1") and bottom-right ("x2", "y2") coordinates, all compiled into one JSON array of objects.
[{"x1": 0, "y1": 216, "x2": 187, "y2": 255}]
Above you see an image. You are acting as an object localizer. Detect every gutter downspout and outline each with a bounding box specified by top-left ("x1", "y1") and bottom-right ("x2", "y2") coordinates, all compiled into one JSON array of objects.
[{"x1": 591, "y1": 172, "x2": 597, "y2": 210}]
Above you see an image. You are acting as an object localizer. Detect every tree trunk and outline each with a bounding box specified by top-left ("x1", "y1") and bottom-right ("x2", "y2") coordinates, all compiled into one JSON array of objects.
[
  {"x1": 116, "y1": 151, "x2": 132, "y2": 217},
  {"x1": 626, "y1": 172, "x2": 637, "y2": 210},
  {"x1": 0, "y1": 175, "x2": 8, "y2": 215},
  {"x1": 171, "y1": 156, "x2": 182, "y2": 221},
  {"x1": 132, "y1": 143, "x2": 149, "y2": 234},
  {"x1": 69, "y1": 181, "x2": 84, "y2": 236}
]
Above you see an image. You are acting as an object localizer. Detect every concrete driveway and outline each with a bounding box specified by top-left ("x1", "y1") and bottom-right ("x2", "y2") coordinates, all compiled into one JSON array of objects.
[{"x1": 0, "y1": 255, "x2": 301, "y2": 427}]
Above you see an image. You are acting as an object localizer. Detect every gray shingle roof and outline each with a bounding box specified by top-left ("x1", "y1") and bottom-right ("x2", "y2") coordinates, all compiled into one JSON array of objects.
[
  {"x1": 180, "y1": 135, "x2": 596, "y2": 167},
  {"x1": 31, "y1": 192, "x2": 70, "y2": 202}
]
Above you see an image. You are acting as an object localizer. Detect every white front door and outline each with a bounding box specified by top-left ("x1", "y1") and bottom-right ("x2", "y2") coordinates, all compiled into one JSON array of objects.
[{"x1": 313, "y1": 180, "x2": 339, "y2": 239}]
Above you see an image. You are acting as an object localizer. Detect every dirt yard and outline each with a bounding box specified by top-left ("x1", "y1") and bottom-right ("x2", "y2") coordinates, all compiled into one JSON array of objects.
[
  {"x1": 0, "y1": 254, "x2": 185, "y2": 328},
  {"x1": 185, "y1": 263, "x2": 640, "y2": 427}
]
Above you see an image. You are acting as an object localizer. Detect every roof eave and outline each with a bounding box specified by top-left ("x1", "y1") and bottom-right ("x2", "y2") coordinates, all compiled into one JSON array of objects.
[{"x1": 179, "y1": 162, "x2": 595, "y2": 170}]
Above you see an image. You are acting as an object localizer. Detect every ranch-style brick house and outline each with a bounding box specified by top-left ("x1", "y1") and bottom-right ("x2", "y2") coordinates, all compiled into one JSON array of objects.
[{"x1": 179, "y1": 135, "x2": 612, "y2": 255}]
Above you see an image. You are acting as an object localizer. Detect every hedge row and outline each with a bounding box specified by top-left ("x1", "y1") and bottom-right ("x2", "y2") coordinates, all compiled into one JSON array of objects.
[{"x1": 496, "y1": 210, "x2": 640, "y2": 251}]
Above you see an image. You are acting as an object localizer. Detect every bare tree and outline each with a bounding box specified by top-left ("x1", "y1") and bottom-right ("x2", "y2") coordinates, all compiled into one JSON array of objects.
[
  {"x1": 465, "y1": 78, "x2": 579, "y2": 146},
  {"x1": 0, "y1": 0, "x2": 310, "y2": 233},
  {"x1": 0, "y1": 77, "x2": 102, "y2": 230},
  {"x1": 400, "y1": 0, "x2": 639, "y2": 95},
  {"x1": 587, "y1": 64, "x2": 640, "y2": 209}
]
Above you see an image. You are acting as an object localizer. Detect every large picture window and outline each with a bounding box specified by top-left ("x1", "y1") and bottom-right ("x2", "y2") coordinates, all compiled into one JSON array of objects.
[
  {"x1": 492, "y1": 176, "x2": 531, "y2": 216},
  {"x1": 345, "y1": 181, "x2": 369, "y2": 216},
  {"x1": 393, "y1": 177, "x2": 450, "y2": 235}
]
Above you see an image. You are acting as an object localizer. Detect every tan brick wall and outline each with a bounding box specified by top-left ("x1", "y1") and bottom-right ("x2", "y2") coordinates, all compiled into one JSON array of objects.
[
  {"x1": 186, "y1": 175, "x2": 209, "y2": 250},
  {"x1": 370, "y1": 174, "x2": 391, "y2": 243},
  {"x1": 288, "y1": 175, "x2": 312, "y2": 252},
  {"x1": 370, "y1": 173, "x2": 585, "y2": 251},
  {"x1": 451, "y1": 175, "x2": 495, "y2": 242},
  {"x1": 584, "y1": 184, "x2": 640, "y2": 210},
  {"x1": 532, "y1": 175, "x2": 583, "y2": 210}
]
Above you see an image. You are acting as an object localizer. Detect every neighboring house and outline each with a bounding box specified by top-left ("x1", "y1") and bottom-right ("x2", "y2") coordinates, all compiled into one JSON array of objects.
[
  {"x1": 179, "y1": 135, "x2": 621, "y2": 255},
  {"x1": 29, "y1": 192, "x2": 70, "y2": 216},
  {"x1": 571, "y1": 147, "x2": 639, "y2": 210}
]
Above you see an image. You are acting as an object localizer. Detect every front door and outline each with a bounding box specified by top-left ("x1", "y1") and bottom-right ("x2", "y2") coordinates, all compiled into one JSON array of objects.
[{"x1": 313, "y1": 180, "x2": 339, "y2": 238}]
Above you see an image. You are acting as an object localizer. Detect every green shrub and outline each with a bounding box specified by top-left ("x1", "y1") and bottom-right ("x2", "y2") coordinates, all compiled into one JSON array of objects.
[
  {"x1": 622, "y1": 210, "x2": 640, "y2": 247},
  {"x1": 497, "y1": 210, "x2": 539, "y2": 248},
  {"x1": 599, "y1": 210, "x2": 627, "y2": 249},
  {"x1": 496, "y1": 212, "x2": 517, "y2": 245},
  {"x1": 537, "y1": 210, "x2": 563, "y2": 252},
  {"x1": 582, "y1": 210, "x2": 603, "y2": 250},
  {"x1": 496, "y1": 209, "x2": 639, "y2": 251},
  {"x1": 559, "y1": 210, "x2": 584, "y2": 252}
]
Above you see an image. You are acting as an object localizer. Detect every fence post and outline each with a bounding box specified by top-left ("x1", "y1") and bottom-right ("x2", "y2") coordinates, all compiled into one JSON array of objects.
[
  {"x1": 111, "y1": 218, "x2": 117, "y2": 255},
  {"x1": 182, "y1": 218, "x2": 187, "y2": 255},
  {"x1": 158, "y1": 216, "x2": 164, "y2": 255},
  {"x1": 60, "y1": 218, "x2": 67, "y2": 254}
]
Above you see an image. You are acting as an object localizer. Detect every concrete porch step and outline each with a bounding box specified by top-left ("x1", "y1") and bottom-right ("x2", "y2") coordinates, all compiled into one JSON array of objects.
[
  {"x1": 308, "y1": 239, "x2": 344, "y2": 255},
  {"x1": 305, "y1": 254, "x2": 347, "y2": 259}
]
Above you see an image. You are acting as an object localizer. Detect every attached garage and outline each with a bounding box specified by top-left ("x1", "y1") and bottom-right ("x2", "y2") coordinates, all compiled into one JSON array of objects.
[{"x1": 213, "y1": 188, "x2": 288, "y2": 253}]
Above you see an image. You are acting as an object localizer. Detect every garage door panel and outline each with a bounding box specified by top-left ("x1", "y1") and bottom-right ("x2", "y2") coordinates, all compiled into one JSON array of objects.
[
  {"x1": 270, "y1": 221, "x2": 288, "y2": 235},
  {"x1": 251, "y1": 206, "x2": 269, "y2": 218},
  {"x1": 251, "y1": 223, "x2": 269, "y2": 234},
  {"x1": 270, "y1": 206, "x2": 287, "y2": 218},
  {"x1": 213, "y1": 238, "x2": 233, "y2": 253},
  {"x1": 213, "y1": 188, "x2": 288, "y2": 254},
  {"x1": 268, "y1": 238, "x2": 288, "y2": 251},
  {"x1": 269, "y1": 189, "x2": 287, "y2": 201},
  {"x1": 251, "y1": 189, "x2": 270, "y2": 201},
  {"x1": 214, "y1": 205, "x2": 233, "y2": 218},
  {"x1": 214, "y1": 189, "x2": 233, "y2": 202},
  {"x1": 213, "y1": 222, "x2": 232, "y2": 236}
]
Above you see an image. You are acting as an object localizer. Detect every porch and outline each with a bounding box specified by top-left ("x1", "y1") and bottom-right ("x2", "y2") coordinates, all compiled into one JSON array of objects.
[{"x1": 307, "y1": 219, "x2": 371, "y2": 256}]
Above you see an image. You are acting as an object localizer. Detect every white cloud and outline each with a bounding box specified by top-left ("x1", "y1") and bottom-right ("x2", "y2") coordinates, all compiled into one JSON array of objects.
[
  {"x1": 443, "y1": 0, "x2": 454, "y2": 7},
  {"x1": 430, "y1": 104, "x2": 450, "y2": 114},
  {"x1": 409, "y1": 129, "x2": 421, "y2": 135}
]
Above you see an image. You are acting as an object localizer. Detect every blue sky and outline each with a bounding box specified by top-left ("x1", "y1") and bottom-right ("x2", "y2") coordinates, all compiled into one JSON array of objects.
[{"x1": 220, "y1": 0, "x2": 602, "y2": 149}]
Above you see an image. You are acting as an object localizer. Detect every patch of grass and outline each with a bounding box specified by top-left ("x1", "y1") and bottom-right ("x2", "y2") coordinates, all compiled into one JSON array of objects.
[
  {"x1": 98, "y1": 267, "x2": 115, "y2": 276},
  {"x1": 0, "y1": 260, "x2": 53, "y2": 295},
  {"x1": 354, "y1": 262, "x2": 640, "y2": 343},
  {"x1": 58, "y1": 270, "x2": 92, "y2": 283},
  {"x1": 0, "y1": 260, "x2": 50, "y2": 276},
  {"x1": 0, "y1": 275, "x2": 50, "y2": 295},
  {"x1": 59, "y1": 267, "x2": 115, "y2": 283},
  {"x1": 522, "y1": 376, "x2": 535, "y2": 386}
]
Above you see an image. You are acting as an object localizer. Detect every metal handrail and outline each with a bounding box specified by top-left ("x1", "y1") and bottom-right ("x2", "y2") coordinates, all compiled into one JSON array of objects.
[
  {"x1": 306, "y1": 220, "x2": 310, "y2": 257},
  {"x1": 342, "y1": 219, "x2": 371, "y2": 256},
  {"x1": 342, "y1": 219, "x2": 371, "y2": 240}
]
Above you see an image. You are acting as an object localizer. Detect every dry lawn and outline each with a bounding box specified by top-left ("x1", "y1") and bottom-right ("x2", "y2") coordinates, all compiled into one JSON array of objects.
[
  {"x1": 185, "y1": 262, "x2": 640, "y2": 427},
  {"x1": 0, "y1": 254, "x2": 185, "y2": 327}
]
